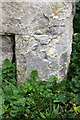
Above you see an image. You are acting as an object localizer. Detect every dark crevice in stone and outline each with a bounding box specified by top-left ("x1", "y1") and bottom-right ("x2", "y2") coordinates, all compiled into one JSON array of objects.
[
  {"x1": 11, "y1": 35, "x2": 15, "y2": 63},
  {"x1": 11, "y1": 34, "x2": 17, "y2": 80}
]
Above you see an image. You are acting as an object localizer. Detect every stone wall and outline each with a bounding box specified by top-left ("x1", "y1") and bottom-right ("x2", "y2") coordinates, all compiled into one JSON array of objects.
[{"x1": 0, "y1": 2, "x2": 73, "y2": 82}]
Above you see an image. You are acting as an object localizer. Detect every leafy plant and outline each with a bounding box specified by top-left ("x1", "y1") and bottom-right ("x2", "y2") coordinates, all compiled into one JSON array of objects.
[
  {"x1": 73, "y1": 2, "x2": 80, "y2": 33},
  {"x1": 68, "y1": 33, "x2": 80, "y2": 81},
  {"x1": 1, "y1": 59, "x2": 80, "y2": 119},
  {"x1": 1, "y1": 58, "x2": 17, "y2": 85}
]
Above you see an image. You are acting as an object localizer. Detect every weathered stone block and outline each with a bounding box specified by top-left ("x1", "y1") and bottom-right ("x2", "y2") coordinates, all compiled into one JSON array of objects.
[{"x1": 0, "y1": 2, "x2": 73, "y2": 82}]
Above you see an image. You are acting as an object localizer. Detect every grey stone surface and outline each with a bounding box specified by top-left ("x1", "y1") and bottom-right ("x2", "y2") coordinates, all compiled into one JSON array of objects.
[
  {"x1": 0, "y1": 2, "x2": 73, "y2": 82},
  {"x1": 0, "y1": 35, "x2": 14, "y2": 66}
]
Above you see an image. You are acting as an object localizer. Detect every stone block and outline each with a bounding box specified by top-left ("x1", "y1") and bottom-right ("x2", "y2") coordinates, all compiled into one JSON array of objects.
[{"x1": 0, "y1": 2, "x2": 73, "y2": 82}]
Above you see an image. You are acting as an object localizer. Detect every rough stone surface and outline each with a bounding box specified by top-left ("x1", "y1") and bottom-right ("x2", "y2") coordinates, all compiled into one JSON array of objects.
[
  {"x1": 0, "y1": 2, "x2": 73, "y2": 82},
  {"x1": 0, "y1": 35, "x2": 14, "y2": 66}
]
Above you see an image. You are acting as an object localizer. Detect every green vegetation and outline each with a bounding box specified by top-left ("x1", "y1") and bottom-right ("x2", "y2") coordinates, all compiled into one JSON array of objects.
[
  {"x1": 73, "y1": 2, "x2": 80, "y2": 33},
  {"x1": 0, "y1": 59, "x2": 80, "y2": 119},
  {"x1": 68, "y1": 33, "x2": 80, "y2": 81},
  {"x1": 1, "y1": 59, "x2": 16, "y2": 86}
]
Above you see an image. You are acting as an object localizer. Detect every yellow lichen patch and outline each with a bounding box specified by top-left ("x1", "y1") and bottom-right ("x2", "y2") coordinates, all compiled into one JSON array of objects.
[
  {"x1": 52, "y1": 7, "x2": 62, "y2": 17},
  {"x1": 18, "y1": 68, "x2": 26, "y2": 77},
  {"x1": 46, "y1": 48, "x2": 55, "y2": 57}
]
